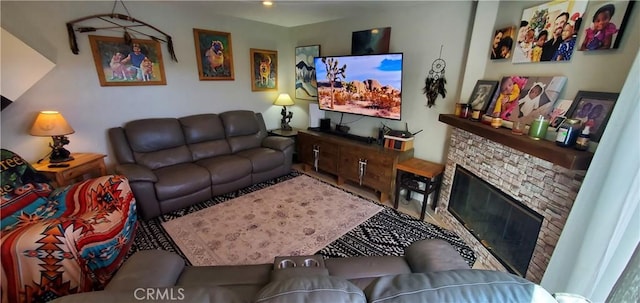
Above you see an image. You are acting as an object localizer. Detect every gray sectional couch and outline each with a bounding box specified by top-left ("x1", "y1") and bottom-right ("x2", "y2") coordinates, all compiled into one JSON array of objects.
[
  {"x1": 50, "y1": 239, "x2": 558, "y2": 303},
  {"x1": 109, "y1": 110, "x2": 294, "y2": 220}
]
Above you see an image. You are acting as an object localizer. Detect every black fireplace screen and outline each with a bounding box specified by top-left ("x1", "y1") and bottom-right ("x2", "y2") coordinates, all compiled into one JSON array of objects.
[{"x1": 448, "y1": 166, "x2": 543, "y2": 277}]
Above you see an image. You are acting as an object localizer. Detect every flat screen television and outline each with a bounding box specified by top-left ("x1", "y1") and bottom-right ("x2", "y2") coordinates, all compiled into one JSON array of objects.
[{"x1": 314, "y1": 53, "x2": 403, "y2": 120}]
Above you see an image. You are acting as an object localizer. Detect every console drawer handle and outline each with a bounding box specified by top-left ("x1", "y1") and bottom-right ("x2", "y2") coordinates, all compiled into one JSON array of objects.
[
  {"x1": 358, "y1": 158, "x2": 367, "y2": 185},
  {"x1": 312, "y1": 145, "x2": 320, "y2": 172}
]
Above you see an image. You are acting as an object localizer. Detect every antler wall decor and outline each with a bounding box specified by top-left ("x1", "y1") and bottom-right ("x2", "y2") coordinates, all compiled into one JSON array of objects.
[{"x1": 66, "y1": 0, "x2": 177, "y2": 62}]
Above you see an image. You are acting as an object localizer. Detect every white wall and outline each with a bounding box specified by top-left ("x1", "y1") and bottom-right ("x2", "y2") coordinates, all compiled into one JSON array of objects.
[
  {"x1": 1, "y1": 1, "x2": 292, "y2": 166},
  {"x1": 291, "y1": 2, "x2": 475, "y2": 163},
  {"x1": 1, "y1": 1, "x2": 476, "y2": 168}
]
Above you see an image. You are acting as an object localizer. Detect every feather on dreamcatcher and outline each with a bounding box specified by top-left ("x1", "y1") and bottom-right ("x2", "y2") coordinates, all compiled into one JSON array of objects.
[{"x1": 423, "y1": 46, "x2": 447, "y2": 108}]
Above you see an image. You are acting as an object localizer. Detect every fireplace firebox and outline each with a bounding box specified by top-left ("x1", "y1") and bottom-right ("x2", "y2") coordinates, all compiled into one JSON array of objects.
[{"x1": 448, "y1": 166, "x2": 543, "y2": 277}]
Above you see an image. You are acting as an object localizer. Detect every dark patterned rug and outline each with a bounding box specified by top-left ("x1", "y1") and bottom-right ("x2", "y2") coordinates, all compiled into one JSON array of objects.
[{"x1": 128, "y1": 170, "x2": 476, "y2": 267}]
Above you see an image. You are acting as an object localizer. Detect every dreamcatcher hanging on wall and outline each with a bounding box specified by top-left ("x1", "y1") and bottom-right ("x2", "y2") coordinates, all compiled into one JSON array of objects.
[{"x1": 423, "y1": 45, "x2": 447, "y2": 108}]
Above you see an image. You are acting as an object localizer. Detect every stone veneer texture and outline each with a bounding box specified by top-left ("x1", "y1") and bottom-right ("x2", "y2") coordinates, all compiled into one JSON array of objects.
[{"x1": 437, "y1": 128, "x2": 586, "y2": 283}]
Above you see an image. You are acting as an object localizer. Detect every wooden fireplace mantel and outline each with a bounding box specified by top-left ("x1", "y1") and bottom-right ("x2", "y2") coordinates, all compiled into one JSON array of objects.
[{"x1": 439, "y1": 114, "x2": 593, "y2": 170}]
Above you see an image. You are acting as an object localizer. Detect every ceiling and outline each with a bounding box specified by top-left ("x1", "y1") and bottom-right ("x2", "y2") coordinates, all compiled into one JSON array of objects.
[{"x1": 202, "y1": 1, "x2": 429, "y2": 27}]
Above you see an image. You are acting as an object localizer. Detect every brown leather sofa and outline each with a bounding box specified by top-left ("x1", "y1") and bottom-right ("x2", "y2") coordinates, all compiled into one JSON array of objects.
[
  {"x1": 49, "y1": 239, "x2": 558, "y2": 303},
  {"x1": 109, "y1": 110, "x2": 294, "y2": 220}
]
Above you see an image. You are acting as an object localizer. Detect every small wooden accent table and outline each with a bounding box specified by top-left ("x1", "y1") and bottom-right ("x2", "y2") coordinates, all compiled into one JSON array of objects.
[
  {"x1": 32, "y1": 153, "x2": 107, "y2": 187},
  {"x1": 394, "y1": 158, "x2": 445, "y2": 220}
]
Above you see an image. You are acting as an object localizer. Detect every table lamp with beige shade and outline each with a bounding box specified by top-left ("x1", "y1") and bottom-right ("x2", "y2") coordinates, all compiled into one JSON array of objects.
[
  {"x1": 30, "y1": 111, "x2": 75, "y2": 163},
  {"x1": 273, "y1": 93, "x2": 294, "y2": 130}
]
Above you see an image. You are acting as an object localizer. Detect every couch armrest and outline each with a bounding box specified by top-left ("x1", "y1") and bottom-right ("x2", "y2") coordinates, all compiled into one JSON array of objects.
[
  {"x1": 262, "y1": 136, "x2": 294, "y2": 151},
  {"x1": 404, "y1": 239, "x2": 470, "y2": 273},
  {"x1": 108, "y1": 127, "x2": 135, "y2": 164},
  {"x1": 106, "y1": 250, "x2": 185, "y2": 290},
  {"x1": 114, "y1": 164, "x2": 158, "y2": 182}
]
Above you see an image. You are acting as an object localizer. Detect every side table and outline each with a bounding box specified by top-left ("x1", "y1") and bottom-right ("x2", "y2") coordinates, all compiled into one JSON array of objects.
[
  {"x1": 394, "y1": 158, "x2": 445, "y2": 220},
  {"x1": 32, "y1": 153, "x2": 107, "y2": 187}
]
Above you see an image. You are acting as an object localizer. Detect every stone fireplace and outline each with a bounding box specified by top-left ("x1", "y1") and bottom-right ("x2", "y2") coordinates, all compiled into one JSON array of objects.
[{"x1": 437, "y1": 117, "x2": 590, "y2": 283}]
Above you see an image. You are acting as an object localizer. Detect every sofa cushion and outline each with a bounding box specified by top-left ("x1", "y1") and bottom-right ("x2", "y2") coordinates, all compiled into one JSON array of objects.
[
  {"x1": 180, "y1": 114, "x2": 226, "y2": 144},
  {"x1": 221, "y1": 111, "x2": 264, "y2": 153},
  {"x1": 404, "y1": 239, "x2": 470, "y2": 273},
  {"x1": 236, "y1": 148, "x2": 284, "y2": 173},
  {"x1": 220, "y1": 110, "x2": 261, "y2": 137},
  {"x1": 154, "y1": 163, "x2": 211, "y2": 200},
  {"x1": 364, "y1": 269, "x2": 557, "y2": 303},
  {"x1": 106, "y1": 249, "x2": 186, "y2": 290},
  {"x1": 255, "y1": 276, "x2": 366, "y2": 303},
  {"x1": 125, "y1": 118, "x2": 192, "y2": 169},
  {"x1": 196, "y1": 155, "x2": 252, "y2": 185},
  {"x1": 180, "y1": 114, "x2": 233, "y2": 160},
  {"x1": 325, "y1": 256, "x2": 411, "y2": 282}
]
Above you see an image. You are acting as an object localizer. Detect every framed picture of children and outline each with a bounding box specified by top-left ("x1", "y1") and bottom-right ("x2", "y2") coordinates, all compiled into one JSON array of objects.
[
  {"x1": 485, "y1": 75, "x2": 567, "y2": 125},
  {"x1": 566, "y1": 91, "x2": 619, "y2": 142},
  {"x1": 468, "y1": 80, "x2": 498, "y2": 112},
  {"x1": 513, "y1": 0, "x2": 587, "y2": 63},
  {"x1": 88, "y1": 35, "x2": 166, "y2": 86},
  {"x1": 193, "y1": 28, "x2": 234, "y2": 80},
  {"x1": 490, "y1": 26, "x2": 515, "y2": 60},
  {"x1": 578, "y1": 1, "x2": 635, "y2": 51}
]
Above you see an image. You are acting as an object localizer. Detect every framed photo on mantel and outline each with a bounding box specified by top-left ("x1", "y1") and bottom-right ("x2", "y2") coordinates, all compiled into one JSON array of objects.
[{"x1": 566, "y1": 91, "x2": 619, "y2": 142}]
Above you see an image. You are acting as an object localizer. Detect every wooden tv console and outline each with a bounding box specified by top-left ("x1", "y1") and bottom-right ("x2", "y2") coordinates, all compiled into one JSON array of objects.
[{"x1": 297, "y1": 130, "x2": 414, "y2": 202}]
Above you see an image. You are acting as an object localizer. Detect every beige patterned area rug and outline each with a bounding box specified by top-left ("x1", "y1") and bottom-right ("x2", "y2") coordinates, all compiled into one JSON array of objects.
[{"x1": 162, "y1": 175, "x2": 383, "y2": 266}]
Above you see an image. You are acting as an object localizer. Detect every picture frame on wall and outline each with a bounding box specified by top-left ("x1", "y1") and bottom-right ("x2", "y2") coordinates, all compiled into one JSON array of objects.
[
  {"x1": 566, "y1": 91, "x2": 619, "y2": 142},
  {"x1": 295, "y1": 45, "x2": 320, "y2": 101},
  {"x1": 513, "y1": 0, "x2": 587, "y2": 63},
  {"x1": 88, "y1": 35, "x2": 166, "y2": 86},
  {"x1": 193, "y1": 28, "x2": 234, "y2": 80},
  {"x1": 490, "y1": 26, "x2": 515, "y2": 60},
  {"x1": 250, "y1": 48, "x2": 278, "y2": 91},
  {"x1": 578, "y1": 1, "x2": 635, "y2": 51},
  {"x1": 468, "y1": 80, "x2": 498, "y2": 112},
  {"x1": 351, "y1": 27, "x2": 391, "y2": 55}
]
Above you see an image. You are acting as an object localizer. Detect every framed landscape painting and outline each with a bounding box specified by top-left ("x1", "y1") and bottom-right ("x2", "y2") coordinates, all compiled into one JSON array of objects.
[
  {"x1": 89, "y1": 35, "x2": 166, "y2": 86},
  {"x1": 250, "y1": 48, "x2": 277, "y2": 91},
  {"x1": 295, "y1": 45, "x2": 320, "y2": 101},
  {"x1": 193, "y1": 28, "x2": 234, "y2": 80}
]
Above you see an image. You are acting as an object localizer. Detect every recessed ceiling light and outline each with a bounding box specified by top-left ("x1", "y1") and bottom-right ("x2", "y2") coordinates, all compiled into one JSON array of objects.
[{"x1": 263, "y1": 1, "x2": 273, "y2": 6}]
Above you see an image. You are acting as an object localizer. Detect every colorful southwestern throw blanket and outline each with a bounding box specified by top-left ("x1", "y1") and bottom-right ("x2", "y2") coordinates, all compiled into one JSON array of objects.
[{"x1": 0, "y1": 149, "x2": 138, "y2": 303}]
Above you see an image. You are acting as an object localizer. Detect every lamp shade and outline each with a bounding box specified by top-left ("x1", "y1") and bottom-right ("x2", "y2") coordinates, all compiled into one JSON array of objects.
[
  {"x1": 273, "y1": 93, "x2": 294, "y2": 106},
  {"x1": 29, "y1": 111, "x2": 75, "y2": 136}
]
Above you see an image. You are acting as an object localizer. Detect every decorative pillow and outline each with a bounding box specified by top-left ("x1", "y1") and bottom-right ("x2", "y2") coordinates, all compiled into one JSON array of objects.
[
  {"x1": 364, "y1": 269, "x2": 557, "y2": 303},
  {"x1": 255, "y1": 275, "x2": 366, "y2": 303},
  {"x1": 1, "y1": 149, "x2": 53, "y2": 232}
]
